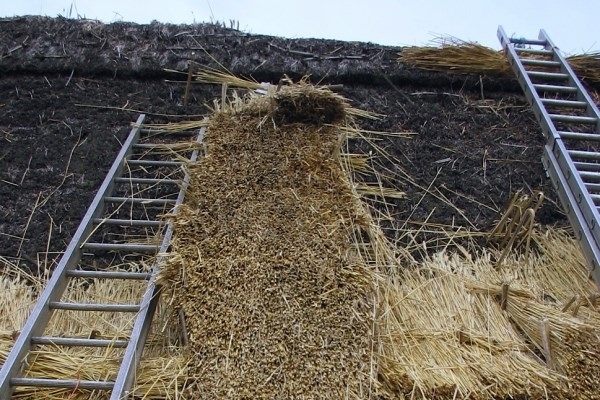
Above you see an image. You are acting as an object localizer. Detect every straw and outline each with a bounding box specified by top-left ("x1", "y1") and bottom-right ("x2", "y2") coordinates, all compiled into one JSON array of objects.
[
  {"x1": 400, "y1": 36, "x2": 600, "y2": 85},
  {"x1": 158, "y1": 72, "x2": 379, "y2": 398}
]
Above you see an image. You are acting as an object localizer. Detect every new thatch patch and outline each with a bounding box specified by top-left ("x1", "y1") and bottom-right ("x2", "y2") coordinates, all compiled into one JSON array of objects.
[{"x1": 158, "y1": 79, "x2": 379, "y2": 398}]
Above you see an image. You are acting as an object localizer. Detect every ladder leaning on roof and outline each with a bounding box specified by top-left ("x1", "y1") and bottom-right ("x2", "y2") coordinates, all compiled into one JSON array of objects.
[
  {"x1": 0, "y1": 115, "x2": 205, "y2": 399},
  {"x1": 498, "y1": 26, "x2": 600, "y2": 287}
]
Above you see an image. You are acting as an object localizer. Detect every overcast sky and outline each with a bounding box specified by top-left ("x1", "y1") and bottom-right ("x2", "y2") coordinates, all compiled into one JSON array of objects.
[{"x1": 3, "y1": 0, "x2": 599, "y2": 54}]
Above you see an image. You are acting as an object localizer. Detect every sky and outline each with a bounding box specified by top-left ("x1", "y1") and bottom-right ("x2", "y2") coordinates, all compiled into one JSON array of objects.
[{"x1": 3, "y1": 0, "x2": 599, "y2": 55}]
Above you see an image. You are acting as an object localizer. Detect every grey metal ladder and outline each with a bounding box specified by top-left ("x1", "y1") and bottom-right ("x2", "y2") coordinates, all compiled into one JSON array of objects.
[
  {"x1": 0, "y1": 115, "x2": 205, "y2": 399},
  {"x1": 498, "y1": 26, "x2": 600, "y2": 286}
]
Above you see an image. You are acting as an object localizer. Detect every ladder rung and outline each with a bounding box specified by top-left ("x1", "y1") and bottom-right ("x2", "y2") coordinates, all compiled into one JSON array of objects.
[
  {"x1": 31, "y1": 336, "x2": 129, "y2": 348},
  {"x1": 527, "y1": 70, "x2": 569, "y2": 80},
  {"x1": 133, "y1": 143, "x2": 191, "y2": 150},
  {"x1": 133, "y1": 143, "x2": 161, "y2": 149},
  {"x1": 550, "y1": 114, "x2": 598, "y2": 124},
  {"x1": 93, "y1": 218, "x2": 163, "y2": 227},
  {"x1": 11, "y1": 377, "x2": 114, "y2": 390},
  {"x1": 579, "y1": 170, "x2": 600, "y2": 181},
  {"x1": 104, "y1": 196, "x2": 177, "y2": 205},
  {"x1": 139, "y1": 128, "x2": 197, "y2": 136},
  {"x1": 81, "y1": 243, "x2": 159, "y2": 253},
  {"x1": 559, "y1": 131, "x2": 600, "y2": 141},
  {"x1": 126, "y1": 159, "x2": 183, "y2": 167},
  {"x1": 520, "y1": 58, "x2": 561, "y2": 67},
  {"x1": 114, "y1": 177, "x2": 180, "y2": 185},
  {"x1": 541, "y1": 99, "x2": 587, "y2": 109},
  {"x1": 66, "y1": 270, "x2": 151, "y2": 280},
  {"x1": 569, "y1": 150, "x2": 600, "y2": 161},
  {"x1": 49, "y1": 302, "x2": 140, "y2": 312},
  {"x1": 511, "y1": 38, "x2": 547, "y2": 46},
  {"x1": 585, "y1": 183, "x2": 600, "y2": 192},
  {"x1": 574, "y1": 161, "x2": 600, "y2": 172},
  {"x1": 515, "y1": 48, "x2": 553, "y2": 56},
  {"x1": 590, "y1": 194, "x2": 600, "y2": 204},
  {"x1": 534, "y1": 84, "x2": 578, "y2": 93}
]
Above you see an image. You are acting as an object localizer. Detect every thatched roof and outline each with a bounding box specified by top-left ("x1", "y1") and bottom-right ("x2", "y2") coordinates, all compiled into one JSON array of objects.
[
  {"x1": 1, "y1": 15, "x2": 522, "y2": 90},
  {"x1": 2, "y1": 15, "x2": 599, "y2": 399},
  {"x1": 1, "y1": 16, "x2": 571, "y2": 270}
]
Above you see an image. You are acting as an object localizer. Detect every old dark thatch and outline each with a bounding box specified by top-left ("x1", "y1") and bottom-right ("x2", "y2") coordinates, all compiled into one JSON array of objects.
[
  {"x1": 1, "y1": 16, "x2": 524, "y2": 89},
  {"x1": 0, "y1": 16, "x2": 568, "y2": 272}
]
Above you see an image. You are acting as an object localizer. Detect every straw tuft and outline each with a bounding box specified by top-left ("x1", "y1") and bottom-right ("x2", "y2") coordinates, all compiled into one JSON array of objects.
[{"x1": 400, "y1": 36, "x2": 600, "y2": 85}]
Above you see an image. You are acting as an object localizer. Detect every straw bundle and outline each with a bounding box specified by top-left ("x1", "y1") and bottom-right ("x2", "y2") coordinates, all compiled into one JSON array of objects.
[
  {"x1": 372, "y1": 222, "x2": 600, "y2": 400},
  {"x1": 528, "y1": 229, "x2": 598, "y2": 303},
  {"x1": 159, "y1": 79, "x2": 377, "y2": 398},
  {"x1": 467, "y1": 278, "x2": 600, "y2": 398},
  {"x1": 400, "y1": 37, "x2": 512, "y2": 76},
  {"x1": 568, "y1": 52, "x2": 600, "y2": 84},
  {"x1": 400, "y1": 36, "x2": 600, "y2": 85},
  {"x1": 488, "y1": 191, "x2": 544, "y2": 265},
  {"x1": 0, "y1": 259, "x2": 188, "y2": 399}
]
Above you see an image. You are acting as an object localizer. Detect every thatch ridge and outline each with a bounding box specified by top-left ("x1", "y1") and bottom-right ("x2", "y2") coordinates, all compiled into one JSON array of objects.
[{"x1": 0, "y1": 16, "x2": 519, "y2": 92}]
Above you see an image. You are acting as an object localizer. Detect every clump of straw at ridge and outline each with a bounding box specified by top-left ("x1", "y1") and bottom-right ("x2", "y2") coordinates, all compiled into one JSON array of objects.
[{"x1": 400, "y1": 36, "x2": 600, "y2": 84}]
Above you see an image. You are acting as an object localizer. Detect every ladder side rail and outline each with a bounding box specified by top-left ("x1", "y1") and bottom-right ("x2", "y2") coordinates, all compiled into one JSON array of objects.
[
  {"x1": 0, "y1": 115, "x2": 146, "y2": 399},
  {"x1": 549, "y1": 137, "x2": 600, "y2": 271},
  {"x1": 110, "y1": 122, "x2": 207, "y2": 399},
  {"x1": 543, "y1": 144, "x2": 600, "y2": 280},
  {"x1": 538, "y1": 29, "x2": 600, "y2": 132}
]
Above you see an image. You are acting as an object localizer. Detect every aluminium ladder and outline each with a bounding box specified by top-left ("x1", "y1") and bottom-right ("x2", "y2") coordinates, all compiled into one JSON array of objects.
[
  {"x1": 0, "y1": 115, "x2": 205, "y2": 399},
  {"x1": 498, "y1": 26, "x2": 600, "y2": 286}
]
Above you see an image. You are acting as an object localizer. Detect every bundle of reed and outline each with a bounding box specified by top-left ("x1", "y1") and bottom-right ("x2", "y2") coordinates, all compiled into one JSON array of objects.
[
  {"x1": 568, "y1": 51, "x2": 600, "y2": 84},
  {"x1": 468, "y1": 278, "x2": 600, "y2": 399},
  {"x1": 376, "y1": 257, "x2": 562, "y2": 400},
  {"x1": 488, "y1": 191, "x2": 544, "y2": 265},
  {"x1": 521, "y1": 229, "x2": 598, "y2": 306},
  {"x1": 400, "y1": 37, "x2": 512, "y2": 76},
  {"x1": 0, "y1": 258, "x2": 188, "y2": 399},
  {"x1": 0, "y1": 340, "x2": 188, "y2": 400},
  {"x1": 432, "y1": 223, "x2": 597, "y2": 312},
  {"x1": 400, "y1": 36, "x2": 600, "y2": 87},
  {"x1": 193, "y1": 66, "x2": 263, "y2": 90}
]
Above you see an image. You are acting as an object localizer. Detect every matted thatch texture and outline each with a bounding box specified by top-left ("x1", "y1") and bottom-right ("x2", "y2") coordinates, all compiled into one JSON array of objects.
[{"x1": 159, "y1": 86, "x2": 376, "y2": 398}]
